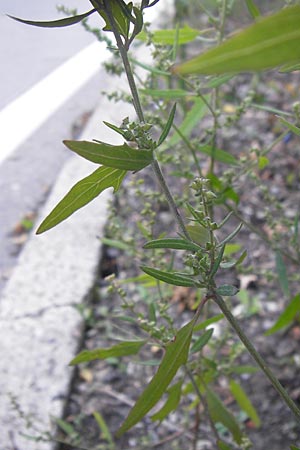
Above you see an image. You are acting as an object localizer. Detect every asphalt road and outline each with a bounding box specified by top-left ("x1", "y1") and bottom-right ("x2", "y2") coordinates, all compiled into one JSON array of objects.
[{"x1": 0, "y1": 2, "x2": 104, "y2": 294}]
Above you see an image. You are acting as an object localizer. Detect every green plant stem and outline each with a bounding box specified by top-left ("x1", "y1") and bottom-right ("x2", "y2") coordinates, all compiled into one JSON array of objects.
[
  {"x1": 103, "y1": 0, "x2": 190, "y2": 240},
  {"x1": 213, "y1": 291, "x2": 300, "y2": 425},
  {"x1": 184, "y1": 366, "x2": 220, "y2": 445}
]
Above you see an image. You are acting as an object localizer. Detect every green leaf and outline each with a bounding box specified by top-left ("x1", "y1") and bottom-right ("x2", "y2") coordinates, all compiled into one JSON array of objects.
[
  {"x1": 265, "y1": 293, "x2": 300, "y2": 336},
  {"x1": 99, "y1": 0, "x2": 132, "y2": 38},
  {"x1": 220, "y1": 249, "x2": 247, "y2": 269},
  {"x1": 63, "y1": 140, "x2": 153, "y2": 171},
  {"x1": 172, "y1": 6, "x2": 300, "y2": 75},
  {"x1": 137, "y1": 25, "x2": 200, "y2": 45},
  {"x1": 224, "y1": 243, "x2": 241, "y2": 257},
  {"x1": 141, "y1": 266, "x2": 196, "y2": 287},
  {"x1": 140, "y1": 88, "x2": 195, "y2": 100},
  {"x1": 151, "y1": 381, "x2": 183, "y2": 422},
  {"x1": 197, "y1": 144, "x2": 238, "y2": 165},
  {"x1": 157, "y1": 104, "x2": 177, "y2": 147},
  {"x1": 216, "y1": 285, "x2": 239, "y2": 296},
  {"x1": 51, "y1": 416, "x2": 78, "y2": 440},
  {"x1": 168, "y1": 96, "x2": 210, "y2": 147},
  {"x1": 186, "y1": 224, "x2": 210, "y2": 246},
  {"x1": 116, "y1": 317, "x2": 196, "y2": 436},
  {"x1": 290, "y1": 446, "x2": 300, "y2": 450},
  {"x1": 217, "y1": 441, "x2": 232, "y2": 450},
  {"x1": 144, "y1": 238, "x2": 201, "y2": 252},
  {"x1": 205, "y1": 74, "x2": 235, "y2": 89},
  {"x1": 275, "y1": 251, "x2": 290, "y2": 298},
  {"x1": 277, "y1": 116, "x2": 300, "y2": 137},
  {"x1": 244, "y1": 0, "x2": 260, "y2": 19},
  {"x1": 229, "y1": 379, "x2": 261, "y2": 427},
  {"x1": 230, "y1": 365, "x2": 258, "y2": 375},
  {"x1": 191, "y1": 329, "x2": 214, "y2": 354},
  {"x1": 206, "y1": 387, "x2": 243, "y2": 444},
  {"x1": 279, "y1": 62, "x2": 300, "y2": 73},
  {"x1": 103, "y1": 121, "x2": 128, "y2": 139},
  {"x1": 217, "y1": 223, "x2": 243, "y2": 248},
  {"x1": 93, "y1": 412, "x2": 114, "y2": 446},
  {"x1": 209, "y1": 244, "x2": 226, "y2": 280},
  {"x1": 129, "y1": 57, "x2": 170, "y2": 77},
  {"x1": 37, "y1": 166, "x2": 126, "y2": 234},
  {"x1": 70, "y1": 340, "x2": 146, "y2": 365},
  {"x1": 193, "y1": 314, "x2": 224, "y2": 332},
  {"x1": 8, "y1": 9, "x2": 96, "y2": 28}
]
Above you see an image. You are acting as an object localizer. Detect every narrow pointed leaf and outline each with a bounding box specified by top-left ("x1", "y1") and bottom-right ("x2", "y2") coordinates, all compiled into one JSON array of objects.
[
  {"x1": 217, "y1": 223, "x2": 243, "y2": 247},
  {"x1": 217, "y1": 441, "x2": 232, "y2": 450},
  {"x1": 206, "y1": 387, "x2": 243, "y2": 444},
  {"x1": 70, "y1": 340, "x2": 146, "y2": 365},
  {"x1": 194, "y1": 314, "x2": 224, "y2": 332},
  {"x1": 275, "y1": 251, "x2": 290, "y2": 297},
  {"x1": 168, "y1": 96, "x2": 209, "y2": 147},
  {"x1": 140, "y1": 88, "x2": 195, "y2": 100},
  {"x1": 8, "y1": 9, "x2": 96, "y2": 28},
  {"x1": 103, "y1": 121, "x2": 128, "y2": 139},
  {"x1": 144, "y1": 238, "x2": 201, "y2": 252},
  {"x1": 172, "y1": 6, "x2": 300, "y2": 75},
  {"x1": 93, "y1": 412, "x2": 114, "y2": 446},
  {"x1": 265, "y1": 293, "x2": 300, "y2": 335},
  {"x1": 36, "y1": 166, "x2": 126, "y2": 234},
  {"x1": 220, "y1": 249, "x2": 247, "y2": 268},
  {"x1": 197, "y1": 144, "x2": 238, "y2": 165},
  {"x1": 137, "y1": 25, "x2": 200, "y2": 45},
  {"x1": 216, "y1": 285, "x2": 239, "y2": 296},
  {"x1": 191, "y1": 328, "x2": 214, "y2": 354},
  {"x1": 151, "y1": 381, "x2": 183, "y2": 422},
  {"x1": 244, "y1": 0, "x2": 260, "y2": 19},
  {"x1": 157, "y1": 104, "x2": 177, "y2": 147},
  {"x1": 141, "y1": 266, "x2": 196, "y2": 287},
  {"x1": 116, "y1": 317, "x2": 196, "y2": 436},
  {"x1": 229, "y1": 379, "x2": 261, "y2": 427},
  {"x1": 277, "y1": 116, "x2": 300, "y2": 137},
  {"x1": 63, "y1": 140, "x2": 153, "y2": 171}
]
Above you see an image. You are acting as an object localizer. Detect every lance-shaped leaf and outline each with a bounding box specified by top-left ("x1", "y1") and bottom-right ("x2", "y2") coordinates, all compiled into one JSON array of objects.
[
  {"x1": 229, "y1": 379, "x2": 261, "y2": 427},
  {"x1": 144, "y1": 238, "x2": 201, "y2": 252},
  {"x1": 37, "y1": 166, "x2": 126, "y2": 234},
  {"x1": 157, "y1": 104, "x2": 177, "y2": 147},
  {"x1": 277, "y1": 116, "x2": 300, "y2": 137},
  {"x1": 137, "y1": 25, "x2": 200, "y2": 45},
  {"x1": 206, "y1": 387, "x2": 243, "y2": 444},
  {"x1": 151, "y1": 381, "x2": 183, "y2": 422},
  {"x1": 116, "y1": 317, "x2": 196, "y2": 436},
  {"x1": 191, "y1": 328, "x2": 214, "y2": 354},
  {"x1": 70, "y1": 340, "x2": 146, "y2": 365},
  {"x1": 141, "y1": 266, "x2": 196, "y2": 287},
  {"x1": 216, "y1": 285, "x2": 239, "y2": 297},
  {"x1": 63, "y1": 140, "x2": 153, "y2": 171},
  {"x1": 245, "y1": 0, "x2": 260, "y2": 19},
  {"x1": 172, "y1": 6, "x2": 300, "y2": 75},
  {"x1": 8, "y1": 9, "x2": 96, "y2": 28},
  {"x1": 265, "y1": 293, "x2": 300, "y2": 336}
]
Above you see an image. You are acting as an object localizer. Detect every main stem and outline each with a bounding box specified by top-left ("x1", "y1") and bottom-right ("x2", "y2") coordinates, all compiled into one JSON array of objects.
[
  {"x1": 103, "y1": 0, "x2": 190, "y2": 240},
  {"x1": 214, "y1": 292, "x2": 300, "y2": 425}
]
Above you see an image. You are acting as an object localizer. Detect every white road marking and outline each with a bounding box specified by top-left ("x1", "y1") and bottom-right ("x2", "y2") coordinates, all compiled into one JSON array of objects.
[
  {"x1": 0, "y1": 40, "x2": 106, "y2": 165},
  {"x1": 0, "y1": 0, "x2": 173, "y2": 166}
]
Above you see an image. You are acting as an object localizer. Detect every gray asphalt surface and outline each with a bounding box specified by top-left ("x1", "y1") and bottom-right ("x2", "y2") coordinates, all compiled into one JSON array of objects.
[{"x1": 0, "y1": 2, "x2": 102, "y2": 294}]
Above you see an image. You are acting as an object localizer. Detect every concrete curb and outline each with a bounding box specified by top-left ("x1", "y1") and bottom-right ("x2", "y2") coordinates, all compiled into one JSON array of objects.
[{"x1": 0, "y1": 76, "x2": 132, "y2": 450}]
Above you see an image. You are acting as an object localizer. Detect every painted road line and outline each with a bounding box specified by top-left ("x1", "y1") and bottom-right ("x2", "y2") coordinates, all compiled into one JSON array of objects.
[{"x1": 0, "y1": 40, "x2": 107, "y2": 165}]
